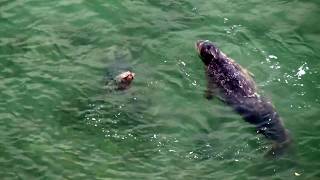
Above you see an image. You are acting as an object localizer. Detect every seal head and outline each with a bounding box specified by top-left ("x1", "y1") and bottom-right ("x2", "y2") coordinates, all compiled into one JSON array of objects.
[
  {"x1": 196, "y1": 40, "x2": 221, "y2": 66},
  {"x1": 115, "y1": 71, "x2": 135, "y2": 90}
]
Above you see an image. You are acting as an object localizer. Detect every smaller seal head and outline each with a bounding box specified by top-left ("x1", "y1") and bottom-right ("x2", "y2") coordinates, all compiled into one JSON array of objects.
[
  {"x1": 115, "y1": 71, "x2": 135, "y2": 90},
  {"x1": 196, "y1": 40, "x2": 221, "y2": 66}
]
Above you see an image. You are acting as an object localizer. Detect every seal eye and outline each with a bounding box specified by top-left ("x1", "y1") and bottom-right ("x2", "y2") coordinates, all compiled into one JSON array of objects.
[{"x1": 205, "y1": 45, "x2": 214, "y2": 55}]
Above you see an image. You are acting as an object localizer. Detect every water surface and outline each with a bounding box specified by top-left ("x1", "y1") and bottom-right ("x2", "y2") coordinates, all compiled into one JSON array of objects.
[{"x1": 1, "y1": 0, "x2": 320, "y2": 179}]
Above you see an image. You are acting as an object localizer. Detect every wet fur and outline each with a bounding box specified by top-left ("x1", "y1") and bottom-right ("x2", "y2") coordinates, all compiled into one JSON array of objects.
[{"x1": 197, "y1": 41, "x2": 291, "y2": 156}]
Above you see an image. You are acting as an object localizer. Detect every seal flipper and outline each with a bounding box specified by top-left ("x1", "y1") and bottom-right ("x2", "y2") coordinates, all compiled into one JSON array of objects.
[
  {"x1": 204, "y1": 78, "x2": 216, "y2": 100},
  {"x1": 204, "y1": 89, "x2": 214, "y2": 100},
  {"x1": 265, "y1": 130, "x2": 292, "y2": 158}
]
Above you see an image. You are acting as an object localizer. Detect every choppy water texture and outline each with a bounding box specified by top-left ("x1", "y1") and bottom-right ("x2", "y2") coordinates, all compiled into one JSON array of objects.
[{"x1": 1, "y1": 0, "x2": 320, "y2": 179}]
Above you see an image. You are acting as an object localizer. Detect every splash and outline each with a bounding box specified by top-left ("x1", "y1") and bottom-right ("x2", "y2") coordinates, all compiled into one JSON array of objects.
[
  {"x1": 296, "y1": 63, "x2": 308, "y2": 79},
  {"x1": 177, "y1": 59, "x2": 198, "y2": 87},
  {"x1": 223, "y1": 17, "x2": 229, "y2": 23}
]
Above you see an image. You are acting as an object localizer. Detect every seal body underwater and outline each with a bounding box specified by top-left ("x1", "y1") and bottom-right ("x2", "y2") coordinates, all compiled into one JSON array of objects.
[
  {"x1": 103, "y1": 46, "x2": 136, "y2": 92},
  {"x1": 195, "y1": 40, "x2": 291, "y2": 156}
]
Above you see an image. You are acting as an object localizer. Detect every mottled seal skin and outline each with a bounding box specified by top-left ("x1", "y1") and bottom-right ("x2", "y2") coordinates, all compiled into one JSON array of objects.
[{"x1": 195, "y1": 40, "x2": 291, "y2": 156}]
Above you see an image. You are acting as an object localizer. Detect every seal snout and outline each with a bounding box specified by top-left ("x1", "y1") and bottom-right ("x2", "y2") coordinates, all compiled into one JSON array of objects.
[
  {"x1": 115, "y1": 71, "x2": 135, "y2": 83},
  {"x1": 124, "y1": 72, "x2": 135, "y2": 81},
  {"x1": 114, "y1": 71, "x2": 135, "y2": 90},
  {"x1": 119, "y1": 71, "x2": 135, "y2": 82},
  {"x1": 195, "y1": 40, "x2": 206, "y2": 54}
]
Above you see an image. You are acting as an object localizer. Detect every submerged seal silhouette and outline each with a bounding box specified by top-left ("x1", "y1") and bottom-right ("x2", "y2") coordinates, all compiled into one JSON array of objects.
[{"x1": 195, "y1": 40, "x2": 291, "y2": 156}]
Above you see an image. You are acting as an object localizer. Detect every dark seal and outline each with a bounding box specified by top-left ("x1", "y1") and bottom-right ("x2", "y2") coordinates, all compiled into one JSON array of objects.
[{"x1": 195, "y1": 40, "x2": 291, "y2": 156}]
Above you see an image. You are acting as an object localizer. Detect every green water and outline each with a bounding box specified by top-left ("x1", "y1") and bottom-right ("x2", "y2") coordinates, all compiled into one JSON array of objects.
[{"x1": 1, "y1": 0, "x2": 320, "y2": 179}]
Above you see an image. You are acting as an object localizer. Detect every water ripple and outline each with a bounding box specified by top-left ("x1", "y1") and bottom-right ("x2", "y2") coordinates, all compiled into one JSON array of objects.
[{"x1": 1, "y1": 0, "x2": 320, "y2": 179}]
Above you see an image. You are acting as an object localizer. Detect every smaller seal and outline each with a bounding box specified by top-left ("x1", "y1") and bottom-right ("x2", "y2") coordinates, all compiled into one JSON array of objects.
[{"x1": 105, "y1": 71, "x2": 135, "y2": 91}]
